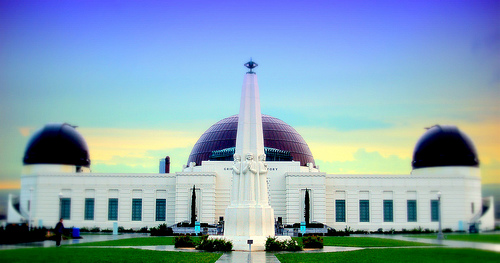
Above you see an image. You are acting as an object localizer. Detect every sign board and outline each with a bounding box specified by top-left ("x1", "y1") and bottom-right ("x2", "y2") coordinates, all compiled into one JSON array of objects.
[
  {"x1": 194, "y1": 221, "x2": 201, "y2": 233},
  {"x1": 247, "y1": 240, "x2": 253, "y2": 244}
]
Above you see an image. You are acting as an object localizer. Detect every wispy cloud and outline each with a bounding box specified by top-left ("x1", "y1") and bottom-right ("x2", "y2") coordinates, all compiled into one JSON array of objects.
[
  {"x1": 481, "y1": 159, "x2": 500, "y2": 185},
  {"x1": 316, "y1": 148, "x2": 411, "y2": 174},
  {"x1": 78, "y1": 127, "x2": 198, "y2": 173}
]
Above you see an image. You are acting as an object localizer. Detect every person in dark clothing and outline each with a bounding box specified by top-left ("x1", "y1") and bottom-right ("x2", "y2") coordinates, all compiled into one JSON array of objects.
[{"x1": 55, "y1": 218, "x2": 64, "y2": 247}]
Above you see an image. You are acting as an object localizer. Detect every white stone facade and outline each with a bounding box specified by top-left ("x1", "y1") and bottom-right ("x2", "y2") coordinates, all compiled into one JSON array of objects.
[{"x1": 17, "y1": 160, "x2": 493, "y2": 232}]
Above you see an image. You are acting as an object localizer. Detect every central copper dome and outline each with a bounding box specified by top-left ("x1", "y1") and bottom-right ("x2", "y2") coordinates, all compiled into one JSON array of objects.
[{"x1": 187, "y1": 115, "x2": 315, "y2": 167}]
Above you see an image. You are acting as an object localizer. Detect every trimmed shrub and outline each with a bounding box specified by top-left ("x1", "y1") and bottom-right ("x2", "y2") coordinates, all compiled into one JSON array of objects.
[
  {"x1": 196, "y1": 236, "x2": 232, "y2": 251},
  {"x1": 326, "y1": 228, "x2": 350, "y2": 236},
  {"x1": 265, "y1": 237, "x2": 302, "y2": 251},
  {"x1": 302, "y1": 235, "x2": 323, "y2": 248},
  {"x1": 174, "y1": 235, "x2": 197, "y2": 248},
  {"x1": 150, "y1": 223, "x2": 173, "y2": 236}
]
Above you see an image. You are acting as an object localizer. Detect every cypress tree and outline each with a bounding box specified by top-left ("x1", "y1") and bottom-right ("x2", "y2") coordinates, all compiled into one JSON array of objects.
[
  {"x1": 191, "y1": 185, "x2": 196, "y2": 226},
  {"x1": 305, "y1": 189, "x2": 310, "y2": 226}
]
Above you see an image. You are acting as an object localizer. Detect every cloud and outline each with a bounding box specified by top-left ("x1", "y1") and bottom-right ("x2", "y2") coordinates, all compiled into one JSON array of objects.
[
  {"x1": 79, "y1": 127, "x2": 199, "y2": 160},
  {"x1": 0, "y1": 180, "x2": 21, "y2": 189},
  {"x1": 18, "y1": 127, "x2": 34, "y2": 137},
  {"x1": 481, "y1": 159, "x2": 500, "y2": 185},
  {"x1": 316, "y1": 148, "x2": 411, "y2": 174}
]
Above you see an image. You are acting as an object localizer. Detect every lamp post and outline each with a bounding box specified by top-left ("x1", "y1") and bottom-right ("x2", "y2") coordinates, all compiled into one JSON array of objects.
[
  {"x1": 437, "y1": 191, "x2": 444, "y2": 240},
  {"x1": 29, "y1": 187, "x2": 33, "y2": 231}
]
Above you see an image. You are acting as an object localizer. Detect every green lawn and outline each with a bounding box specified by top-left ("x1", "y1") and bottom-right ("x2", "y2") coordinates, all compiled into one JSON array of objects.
[
  {"x1": 69, "y1": 236, "x2": 184, "y2": 246},
  {"x1": 275, "y1": 248, "x2": 500, "y2": 263},
  {"x1": 313, "y1": 236, "x2": 435, "y2": 247},
  {"x1": 406, "y1": 234, "x2": 500, "y2": 244},
  {"x1": 0, "y1": 247, "x2": 221, "y2": 263}
]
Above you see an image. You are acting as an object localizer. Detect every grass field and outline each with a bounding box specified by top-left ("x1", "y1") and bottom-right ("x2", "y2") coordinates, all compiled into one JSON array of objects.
[
  {"x1": 69, "y1": 236, "x2": 184, "y2": 246},
  {"x1": 73, "y1": 236, "x2": 432, "y2": 248},
  {"x1": 406, "y1": 234, "x2": 500, "y2": 244},
  {"x1": 314, "y1": 236, "x2": 435, "y2": 247},
  {"x1": 0, "y1": 247, "x2": 222, "y2": 263},
  {"x1": 275, "y1": 248, "x2": 500, "y2": 263}
]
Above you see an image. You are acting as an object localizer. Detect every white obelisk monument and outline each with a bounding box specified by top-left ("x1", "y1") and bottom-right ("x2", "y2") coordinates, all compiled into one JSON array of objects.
[{"x1": 224, "y1": 60, "x2": 276, "y2": 251}]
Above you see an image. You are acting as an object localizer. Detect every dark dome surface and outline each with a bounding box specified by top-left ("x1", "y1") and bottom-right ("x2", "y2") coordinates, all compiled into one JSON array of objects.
[
  {"x1": 412, "y1": 125, "x2": 478, "y2": 169},
  {"x1": 23, "y1": 123, "x2": 91, "y2": 167},
  {"x1": 187, "y1": 115, "x2": 315, "y2": 166}
]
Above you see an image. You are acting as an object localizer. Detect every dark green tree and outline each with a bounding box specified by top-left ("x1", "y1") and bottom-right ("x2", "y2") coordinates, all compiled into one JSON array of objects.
[
  {"x1": 304, "y1": 189, "x2": 310, "y2": 226},
  {"x1": 191, "y1": 185, "x2": 196, "y2": 226}
]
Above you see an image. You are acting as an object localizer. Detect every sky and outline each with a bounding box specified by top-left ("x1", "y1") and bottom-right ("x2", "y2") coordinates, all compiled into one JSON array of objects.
[{"x1": 0, "y1": 0, "x2": 499, "y2": 189}]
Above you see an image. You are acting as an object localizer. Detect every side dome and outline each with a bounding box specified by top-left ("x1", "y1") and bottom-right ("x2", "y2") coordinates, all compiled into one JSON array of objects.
[
  {"x1": 23, "y1": 123, "x2": 91, "y2": 167},
  {"x1": 412, "y1": 125, "x2": 479, "y2": 169},
  {"x1": 187, "y1": 115, "x2": 315, "y2": 166}
]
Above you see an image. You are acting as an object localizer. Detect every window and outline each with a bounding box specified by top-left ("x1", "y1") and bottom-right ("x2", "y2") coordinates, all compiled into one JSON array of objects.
[
  {"x1": 132, "y1": 199, "x2": 142, "y2": 221},
  {"x1": 359, "y1": 200, "x2": 369, "y2": 222},
  {"x1": 383, "y1": 200, "x2": 393, "y2": 222},
  {"x1": 108, "y1": 198, "x2": 118, "y2": 220},
  {"x1": 431, "y1": 200, "x2": 439, "y2": 222},
  {"x1": 156, "y1": 199, "x2": 166, "y2": 221},
  {"x1": 60, "y1": 198, "x2": 71, "y2": 220},
  {"x1": 335, "y1": 200, "x2": 346, "y2": 222},
  {"x1": 407, "y1": 200, "x2": 417, "y2": 222},
  {"x1": 84, "y1": 198, "x2": 95, "y2": 220}
]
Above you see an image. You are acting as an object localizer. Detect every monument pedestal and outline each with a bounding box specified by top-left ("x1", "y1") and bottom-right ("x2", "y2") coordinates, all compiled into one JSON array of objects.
[{"x1": 224, "y1": 204, "x2": 276, "y2": 251}]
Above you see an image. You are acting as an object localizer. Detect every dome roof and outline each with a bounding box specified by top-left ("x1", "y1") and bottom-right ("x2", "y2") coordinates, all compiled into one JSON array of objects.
[
  {"x1": 23, "y1": 123, "x2": 91, "y2": 167},
  {"x1": 187, "y1": 115, "x2": 315, "y2": 166},
  {"x1": 412, "y1": 125, "x2": 478, "y2": 169}
]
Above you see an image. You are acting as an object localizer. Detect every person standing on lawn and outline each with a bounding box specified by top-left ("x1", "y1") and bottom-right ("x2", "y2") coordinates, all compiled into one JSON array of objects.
[{"x1": 55, "y1": 218, "x2": 64, "y2": 247}]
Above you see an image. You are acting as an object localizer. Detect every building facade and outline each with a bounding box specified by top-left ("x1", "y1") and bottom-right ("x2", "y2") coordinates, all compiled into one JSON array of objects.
[{"x1": 10, "y1": 69, "x2": 495, "y2": 233}]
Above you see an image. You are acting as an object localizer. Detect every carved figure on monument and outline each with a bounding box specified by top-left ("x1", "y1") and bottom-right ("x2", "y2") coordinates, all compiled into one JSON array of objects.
[
  {"x1": 231, "y1": 154, "x2": 241, "y2": 205},
  {"x1": 258, "y1": 154, "x2": 269, "y2": 205},
  {"x1": 242, "y1": 152, "x2": 257, "y2": 204}
]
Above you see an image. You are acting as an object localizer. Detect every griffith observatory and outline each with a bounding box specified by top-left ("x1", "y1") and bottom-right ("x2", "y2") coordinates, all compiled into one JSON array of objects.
[{"x1": 8, "y1": 61, "x2": 495, "y2": 243}]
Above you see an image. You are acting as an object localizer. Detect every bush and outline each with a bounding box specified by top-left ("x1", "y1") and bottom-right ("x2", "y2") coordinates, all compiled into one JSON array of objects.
[
  {"x1": 174, "y1": 235, "x2": 197, "y2": 248},
  {"x1": 326, "y1": 228, "x2": 349, "y2": 236},
  {"x1": 0, "y1": 224, "x2": 48, "y2": 244},
  {"x1": 265, "y1": 237, "x2": 302, "y2": 251},
  {"x1": 302, "y1": 235, "x2": 323, "y2": 248},
  {"x1": 196, "y1": 236, "x2": 232, "y2": 251},
  {"x1": 423, "y1": 228, "x2": 434, "y2": 233},
  {"x1": 354, "y1": 229, "x2": 368, "y2": 234},
  {"x1": 384, "y1": 228, "x2": 395, "y2": 235},
  {"x1": 118, "y1": 227, "x2": 134, "y2": 233},
  {"x1": 265, "y1": 237, "x2": 283, "y2": 251},
  {"x1": 150, "y1": 223, "x2": 173, "y2": 236}
]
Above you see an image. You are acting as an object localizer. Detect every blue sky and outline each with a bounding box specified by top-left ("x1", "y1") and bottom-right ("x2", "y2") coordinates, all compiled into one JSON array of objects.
[{"x1": 1, "y1": 0, "x2": 499, "y2": 188}]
